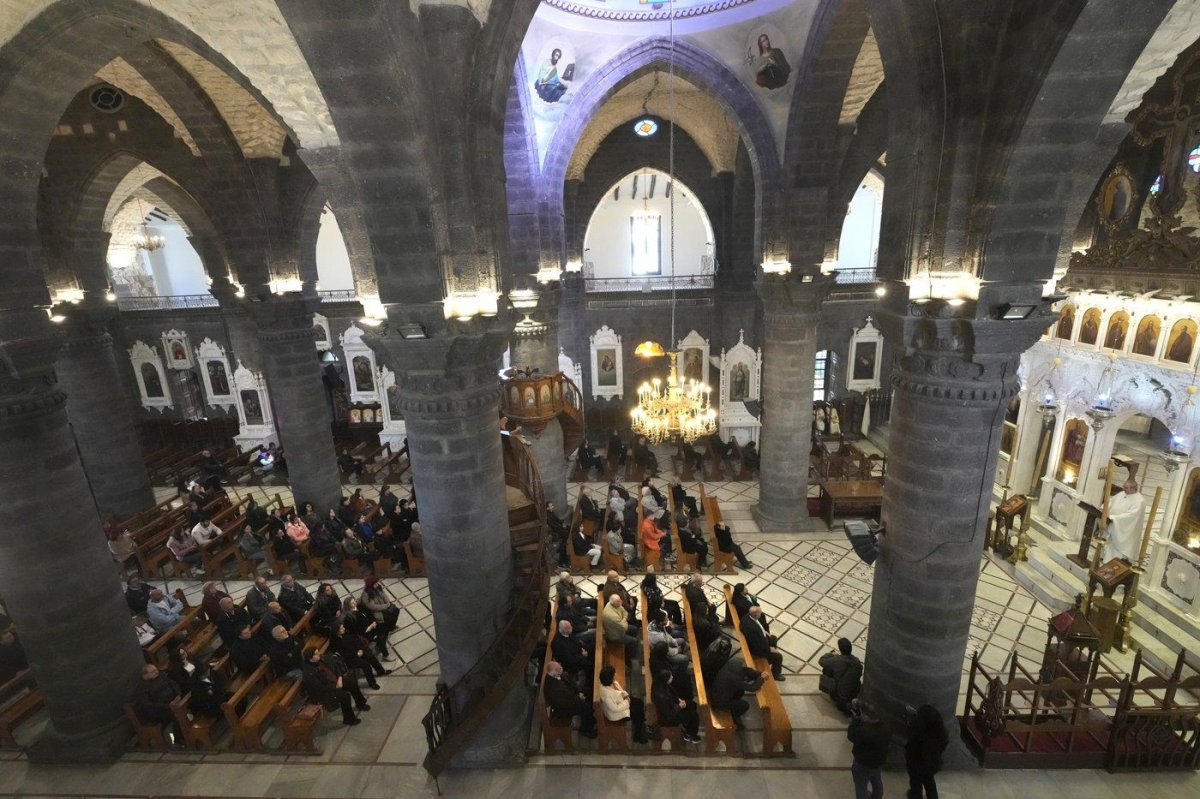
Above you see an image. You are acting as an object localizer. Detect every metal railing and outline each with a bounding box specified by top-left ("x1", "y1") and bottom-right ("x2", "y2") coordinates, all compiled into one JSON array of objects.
[
  {"x1": 834, "y1": 268, "x2": 878, "y2": 285},
  {"x1": 116, "y1": 293, "x2": 220, "y2": 311},
  {"x1": 318, "y1": 289, "x2": 358, "y2": 303},
  {"x1": 585, "y1": 274, "x2": 714, "y2": 293}
]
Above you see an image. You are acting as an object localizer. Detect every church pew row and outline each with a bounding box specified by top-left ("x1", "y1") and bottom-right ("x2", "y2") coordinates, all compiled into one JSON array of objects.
[
  {"x1": 699, "y1": 484, "x2": 735, "y2": 575},
  {"x1": 666, "y1": 491, "x2": 695, "y2": 573},
  {"x1": 722, "y1": 584, "x2": 793, "y2": 756},
  {"x1": 639, "y1": 590, "x2": 686, "y2": 753},
  {"x1": 680, "y1": 585, "x2": 736, "y2": 754},
  {"x1": 593, "y1": 607, "x2": 629, "y2": 753},
  {"x1": 0, "y1": 671, "x2": 43, "y2": 749},
  {"x1": 539, "y1": 599, "x2": 575, "y2": 753}
]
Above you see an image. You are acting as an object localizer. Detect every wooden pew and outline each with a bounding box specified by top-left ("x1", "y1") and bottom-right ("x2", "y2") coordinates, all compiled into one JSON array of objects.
[
  {"x1": 170, "y1": 693, "x2": 219, "y2": 750},
  {"x1": 539, "y1": 599, "x2": 574, "y2": 753},
  {"x1": 667, "y1": 490, "x2": 696, "y2": 573},
  {"x1": 699, "y1": 485, "x2": 735, "y2": 574},
  {"x1": 723, "y1": 585, "x2": 793, "y2": 756},
  {"x1": 681, "y1": 585, "x2": 737, "y2": 754},
  {"x1": 124, "y1": 701, "x2": 169, "y2": 750},
  {"x1": 0, "y1": 672, "x2": 43, "y2": 748},
  {"x1": 639, "y1": 592, "x2": 686, "y2": 753},
  {"x1": 593, "y1": 610, "x2": 629, "y2": 753},
  {"x1": 599, "y1": 508, "x2": 625, "y2": 573},
  {"x1": 273, "y1": 678, "x2": 323, "y2": 753},
  {"x1": 220, "y1": 661, "x2": 296, "y2": 751}
]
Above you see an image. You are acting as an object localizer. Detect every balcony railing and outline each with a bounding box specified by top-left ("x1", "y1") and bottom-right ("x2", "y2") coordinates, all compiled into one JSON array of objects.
[
  {"x1": 116, "y1": 294, "x2": 219, "y2": 311},
  {"x1": 585, "y1": 274, "x2": 714, "y2": 293},
  {"x1": 116, "y1": 289, "x2": 361, "y2": 311}
]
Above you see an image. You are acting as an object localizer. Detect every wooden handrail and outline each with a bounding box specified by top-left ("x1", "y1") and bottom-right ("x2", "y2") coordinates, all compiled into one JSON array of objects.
[{"x1": 420, "y1": 430, "x2": 552, "y2": 776}]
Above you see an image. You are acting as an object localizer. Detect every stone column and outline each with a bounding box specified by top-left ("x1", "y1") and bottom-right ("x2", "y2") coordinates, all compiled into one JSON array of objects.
[
  {"x1": 752, "y1": 274, "x2": 832, "y2": 532},
  {"x1": 0, "y1": 316, "x2": 145, "y2": 761},
  {"x1": 510, "y1": 289, "x2": 568, "y2": 514},
  {"x1": 57, "y1": 305, "x2": 155, "y2": 518},
  {"x1": 863, "y1": 302, "x2": 1047, "y2": 738},
  {"x1": 379, "y1": 322, "x2": 525, "y2": 764},
  {"x1": 249, "y1": 293, "x2": 343, "y2": 510}
]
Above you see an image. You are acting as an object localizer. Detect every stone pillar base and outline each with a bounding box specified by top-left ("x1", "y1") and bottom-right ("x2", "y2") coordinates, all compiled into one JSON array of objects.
[
  {"x1": 447, "y1": 674, "x2": 531, "y2": 768},
  {"x1": 27, "y1": 717, "x2": 131, "y2": 764},
  {"x1": 752, "y1": 503, "x2": 827, "y2": 533}
]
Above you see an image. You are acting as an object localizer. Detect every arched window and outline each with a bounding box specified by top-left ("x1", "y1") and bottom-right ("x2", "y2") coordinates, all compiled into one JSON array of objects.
[{"x1": 835, "y1": 171, "x2": 883, "y2": 283}]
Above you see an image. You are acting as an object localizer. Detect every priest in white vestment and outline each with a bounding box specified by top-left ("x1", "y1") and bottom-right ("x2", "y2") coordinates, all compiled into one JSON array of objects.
[{"x1": 1105, "y1": 480, "x2": 1146, "y2": 562}]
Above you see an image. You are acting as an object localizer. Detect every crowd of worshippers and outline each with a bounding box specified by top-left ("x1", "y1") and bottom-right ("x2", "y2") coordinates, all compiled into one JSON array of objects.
[
  {"x1": 549, "y1": 480, "x2": 753, "y2": 571},
  {"x1": 143, "y1": 477, "x2": 422, "y2": 576},
  {"x1": 127, "y1": 573, "x2": 404, "y2": 738},
  {"x1": 575, "y1": 430, "x2": 759, "y2": 480},
  {"x1": 542, "y1": 572, "x2": 785, "y2": 743}
]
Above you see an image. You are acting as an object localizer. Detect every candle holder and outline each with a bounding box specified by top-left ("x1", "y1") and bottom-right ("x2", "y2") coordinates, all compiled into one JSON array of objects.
[{"x1": 1116, "y1": 564, "x2": 1144, "y2": 653}]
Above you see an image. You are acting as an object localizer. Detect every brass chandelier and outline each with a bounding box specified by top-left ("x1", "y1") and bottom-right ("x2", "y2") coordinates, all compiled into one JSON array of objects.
[{"x1": 629, "y1": 0, "x2": 716, "y2": 445}]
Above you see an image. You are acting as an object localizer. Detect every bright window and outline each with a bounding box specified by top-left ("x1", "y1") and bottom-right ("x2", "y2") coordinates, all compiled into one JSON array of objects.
[
  {"x1": 630, "y1": 211, "x2": 661, "y2": 275},
  {"x1": 814, "y1": 350, "x2": 828, "y2": 402}
]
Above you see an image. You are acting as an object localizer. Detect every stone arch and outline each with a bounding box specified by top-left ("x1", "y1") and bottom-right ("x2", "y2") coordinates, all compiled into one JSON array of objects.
[
  {"x1": 0, "y1": 0, "x2": 338, "y2": 150},
  {"x1": 781, "y1": 0, "x2": 873, "y2": 271},
  {"x1": 541, "y1": 36, "x2": 785, "y2": 263},
  {"x1": 982, "y1": 0, "x2": 1197, "y2": 285}
]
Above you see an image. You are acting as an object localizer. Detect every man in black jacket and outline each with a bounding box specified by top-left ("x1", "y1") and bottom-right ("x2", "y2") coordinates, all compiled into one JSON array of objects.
[
  {"x1": 279, "y1": 574, "x2": 314, "y2": 619},
  {"x1": 268, "y1": 625, "x2": 304, "y2": 680},
  {"x1": 543, "y1": 660, "x2": 596, "y2": 737},
  {"x1": 550, "y1": 620, "x2": 593, "y2": 677},
  {"x1": 848, "y1": 701, "x2": 890, "y2": 798},
  {"x1": 819, "y1": 638, "x2": 863, "y2": 714},
  {"x1": 124, "y1": 575, "x2": 153, "y2": 615},
  {"x1": 258, "y1": 601, "x2": 295, "y2": 643},
  {"x1": 577, "y1": 486, "x2": 603, "y2": 524},
  {"x1": 245, "y1": 576, "x2": 275, "y2": 620},
  {"x1": 133, "y1": 663, "x2": 181, "y2": 739},
  {"x1": 740, "y1": 605, "x2": 785, "y2": 680},
  {"x1": 710, "y1": 653, "x2": 765, "y2": 729},
  {"x1": 713, "y1": 522, "x2": 753, "y2": 569},
  {"x1": 214, "y1": 596, "x2": 252, "y2": 647},
  {"x1": 229, "y1": 625, "x2": 268, "y2": 674}
]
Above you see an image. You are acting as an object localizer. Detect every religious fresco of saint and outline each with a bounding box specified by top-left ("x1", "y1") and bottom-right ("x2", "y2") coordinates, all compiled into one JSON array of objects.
[
  {"x1": 1166, "y1": 319, "x2": 1197, "y2": 363},
  {"x1": 728, "y1": 362, "x2": 750, "y2": 402},
  {"x1": 206, "y1": 360, "x2": 230, "y2": 396},
  {"x1": 1103, "y1": 311, "x2": 1129, "y2": 350},
  {"x1": 1057, "y1": 418, "x2": 1088, "y2": 487},
  {"x1": 533, "y1": 38, "x2": 575, "y2": 104},
  {"x1": 746, "y1": 26, "x2": 791, "y2": 90},
  {"x1": 1078, "y1": 308, "x2": 1101, "y2": 345},
  {"x1": 1056, "y1": 305, "x2": 1075, "y2": 340},
  {"x1": 1132, "y1": 315, "x2": 1161, "y2": 356},
  {"x1": 596, "y1": 348, "x2": 617, "y2": 387},
  {"x1": 241, "y1": 390, "x2": 264, "y2": 426},
  {"x1": 141, "y1": 362, "x2": 164, "y2": 398}
]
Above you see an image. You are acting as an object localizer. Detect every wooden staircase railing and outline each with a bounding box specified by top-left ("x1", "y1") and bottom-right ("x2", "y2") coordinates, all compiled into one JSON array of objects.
[
  {"x1": 420, "y1": 431, "x2": 552, "y2": 777},
  {"x1": 557, "y1": 373, "x2": 585, "y2": 456}
]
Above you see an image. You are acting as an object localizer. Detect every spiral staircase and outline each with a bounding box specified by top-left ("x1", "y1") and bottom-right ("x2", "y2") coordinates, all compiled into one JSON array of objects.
[{"x1": 420, "y1": 372, "x2": 584, "y2": 776}]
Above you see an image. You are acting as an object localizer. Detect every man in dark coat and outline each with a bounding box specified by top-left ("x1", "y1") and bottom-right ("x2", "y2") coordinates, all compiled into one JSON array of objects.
[{"x1": 543, "y1": 660, "x2": 596, "y2": 737}]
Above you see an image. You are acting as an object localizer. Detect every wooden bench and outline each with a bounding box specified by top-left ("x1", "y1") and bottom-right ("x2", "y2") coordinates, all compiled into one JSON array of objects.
[
  {"x1": 593, "y1": 611, "x2": 629, "y2": 753},
  {"x1": 0, "y1": 672, "x2": 43, "y2": 748},
  {"x1": 681, "y1": 586, "x2": 737, "y2": 754},
  {"x1": 599, "y1": 508, "x2": 625, "y2": 573},
  {"x1": 667, "y1": 491, "x2": 696, "y2": 573},
  {"x1": 170, "y1": 693, "x2": 219, "y2": 750},
  {"x1": 274, "y1": 678, "x2": 323, "y2": 753},
  {"x1": 638, "y1": 592, "x2": 686, "y2": 753},
  {"x1": 723, "y1": 585, "x2": 793, "y2": 756},
  {"x1": 402, "y1": 542, "x2": 425, "y2": 576},
  {"x1": 698, "y1": 485, "x2": 735, "y2": 574},
  {"x1": 124, "y1": 701, "x2": 169, "y2": 750},
  {"x1": 221, "y1": 661, "x2": 296, "y2": 751},
  {"x1": 539, "y1": 600, "x2": 574, "y2": 753}
]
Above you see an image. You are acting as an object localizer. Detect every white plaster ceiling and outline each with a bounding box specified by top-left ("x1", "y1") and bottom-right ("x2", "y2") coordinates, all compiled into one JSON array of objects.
[
  {"x1": 567, "y1": 71, "x2": 740, "y2": 179},
  {"x1": 0, "y1": 0, "x2": 338, "y2": 148}
]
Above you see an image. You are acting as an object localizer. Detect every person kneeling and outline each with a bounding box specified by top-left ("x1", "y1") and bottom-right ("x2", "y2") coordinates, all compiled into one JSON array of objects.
[
  {"x1": 818, "y1": 637, "x2": 863, "y2": 714},
  {"x1": 599, "y1": 665, "x2": 651, "y2": 744}
]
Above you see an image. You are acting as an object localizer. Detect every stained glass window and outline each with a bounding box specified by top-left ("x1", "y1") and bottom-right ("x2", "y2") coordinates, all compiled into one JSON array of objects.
[{"x1": 633, "y1": 118, "x2": 658, "y2": 137}]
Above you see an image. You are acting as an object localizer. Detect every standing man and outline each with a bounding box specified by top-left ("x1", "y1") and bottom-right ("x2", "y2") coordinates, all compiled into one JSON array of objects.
[{"x1": 847, "y1": 700, "x2": 890, "y2": 799}]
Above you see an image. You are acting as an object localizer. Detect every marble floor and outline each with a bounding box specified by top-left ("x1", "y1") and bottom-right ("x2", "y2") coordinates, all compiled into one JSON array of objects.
[{"x1": 4, "y1": 465, "x2": 1192, "y2": 796}]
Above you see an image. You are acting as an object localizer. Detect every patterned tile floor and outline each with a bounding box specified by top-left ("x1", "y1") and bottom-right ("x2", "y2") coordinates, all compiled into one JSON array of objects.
[{"x1": 1, "y1": 462, "x2": 1192, "y2": 795}]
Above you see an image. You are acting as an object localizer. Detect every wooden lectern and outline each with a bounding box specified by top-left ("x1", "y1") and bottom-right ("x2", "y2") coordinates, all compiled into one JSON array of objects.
[
  {"x1": 989, "y1": 494, "x2": 1028, "y2": 556},
  {"x1": 1070, "y1": 500, "x2": 1103, "y2": 569},
  {"x1": 1085, "y1": 558, "x2": 1135, "y2": 652}
]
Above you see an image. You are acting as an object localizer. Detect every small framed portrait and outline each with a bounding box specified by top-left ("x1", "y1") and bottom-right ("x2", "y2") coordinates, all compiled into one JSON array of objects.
[
  {"x1": 1097, "y1": 165, "x2": 1136, "y2": 231},
  {"x1": 1166, "y1": 319, "x2": 1197, "y2": 364},
  {"x1": 1056, "y1": 305, "x2": 1075, "y2": 341},
  {"x1": 1078, "y1": 308, "x2": 1101, "y2": 346},
  {"x1": 349, "y1": 408, "x2": 362, "y2": 425},
  {"x1": 161, "y1": 329, "x2": 193, "y2": 369},
  {"x1": 1132, "y1": 315, "x2": 1161, "y2": 357}
]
